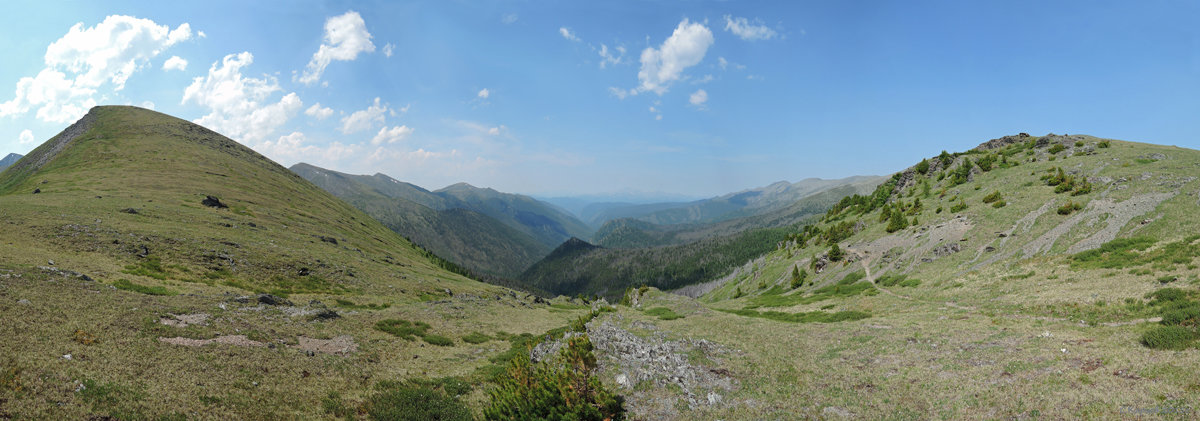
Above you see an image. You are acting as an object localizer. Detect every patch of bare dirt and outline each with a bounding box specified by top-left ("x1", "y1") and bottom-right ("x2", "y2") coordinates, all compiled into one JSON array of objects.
[
  {"x1": 293, "y1": 335, "x2": 357, "y2": 356},
  {"x1": 158, "y1": 335, "x2": 265, "y2": 348},
  {"x1": 159, "y1": 313, "x2": 210, "y2": 328}
]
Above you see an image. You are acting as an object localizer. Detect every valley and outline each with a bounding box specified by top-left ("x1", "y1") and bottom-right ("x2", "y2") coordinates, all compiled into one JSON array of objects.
[{"x1": 3, "y1": 108, "x2": 1198, "y2": 419}]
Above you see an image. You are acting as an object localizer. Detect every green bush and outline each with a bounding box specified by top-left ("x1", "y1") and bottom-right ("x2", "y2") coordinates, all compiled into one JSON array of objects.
[
  {"x1": 376, "y1": 319, "x2": 432, "y2": 341},
  {"x1": 1098, "y1": 141, "x2": 1110, "y2": 148},
  {"x1": 1140, "y1": 325, "x2": 1195, "y2": 350},
  {"x1": 462, "y1": 332, "x2": 492, "y2": 344},
  {"x1": 368, "y1": 384, "x2": 472, "y2": 421},
  {"x1": 981, "y1": 191, "x2": 1003, "y2": 204},
  {"x1": 1057, "y1": 201, "x2": 1082, "y2": 215},
  {"x1": 643, "y1": 307, "x2": 683, "y2": 320},
  {"x1": 991, "y1": 200, "x2": 1007, "y2": 208},
  {"x1": 949, "y1": 200, "x2": 968, "y2": 213},
  {"x1": 1160, "y1": 301, "x2": 1200, "y2": 326},
  {"x1": 1147, "y1": 288, "x2": 1188, "y2": 304},
  {"x1": 484, "y1": 335, "x2": 625, "y2": 420},
  {"x1": 112, "y1": 279, "x2": 175, "y2": 296},
  {"x1": 1048, "y1": 144, "x2": 1066, "y2": 154},
  {"x1": 790, "y1": 266, "x2": 807, "y2": 289},
  {"x1": 828, "y1": 243, "x2": 845, "y2": 262},
  {"x1": 915, "y1": 158, "x2": 930, "y2": 175},
  {"x1": 422, "y1": 335, "x2": 454, "y2": 347}
]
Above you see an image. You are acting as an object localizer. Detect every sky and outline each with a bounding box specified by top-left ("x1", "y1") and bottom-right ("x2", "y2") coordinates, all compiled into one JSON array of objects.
[{"x1": 1, "y1": 1, "x2": 1198, "y2": 198}]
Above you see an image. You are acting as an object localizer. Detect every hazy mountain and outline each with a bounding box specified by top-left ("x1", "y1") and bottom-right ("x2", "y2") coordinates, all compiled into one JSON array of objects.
[
  {"x1": 292, "y1": 163, "x2": 551, "y2": 277},
  {"x1": 585, "y1": 176, "x2": 885, "y2": 227},
  {"x1": 0, "y1": 152, "x2": 21, "y2": 171}
]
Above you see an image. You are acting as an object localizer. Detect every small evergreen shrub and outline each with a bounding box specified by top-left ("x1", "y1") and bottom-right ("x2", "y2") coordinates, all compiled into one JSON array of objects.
[
  {"x1": 376, "y1": 319, "x2": 432, "y2": 341},
  {"x1": 1141, "y1": 325, "x2": 1195, "y2": 350},
  {"x1": 950, "y1": 200, "x2": 968, "y2": 213},
  {"x1": 981, "y1": 191, "x2": 1003, "y2": 204},
  {"x1": 484, "y1": 335, "x2": 625, "y2": 420},
  {"x1": 368, "y1": 384, "x2": 472, "y2": 421},
  {"x1": 1057, "y1": 201, "x2": 1082, "y2": 215},
  {"x1": 112, "y1": 279, "x2": 175, "y2": 296},
  {"x1": 1048, "y1": 144, "x2": 1066, "y2": 154},
  {"x1": 462, "y1": 332, "x2": 492, "y2": 344}
]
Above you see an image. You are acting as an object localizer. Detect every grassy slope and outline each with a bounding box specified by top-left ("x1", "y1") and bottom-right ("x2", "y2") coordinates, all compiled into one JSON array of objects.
[
  {"x1": 521, "y1": 227, "x2": 792, "y2": 300},
  {"x1": 0, "y1": 106, "x2": 588, "y2": 419},
  {"x1": 636, "y1": 135, "x2": 1200, "y2": 418},
  {"x1": 292, "y1": 163, "x2": 550, "y2": 278}
]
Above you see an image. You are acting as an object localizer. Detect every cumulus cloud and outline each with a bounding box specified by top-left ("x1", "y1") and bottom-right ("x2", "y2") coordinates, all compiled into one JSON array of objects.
[
  {"x1": 256, "y1": 131, "x2": 358, "y2": 163},
  {"x1": 182, "y1": 52, "x2": 303, "y2": 144},
  {"x1": 487, "y1": 125, "x2": 507, "y2": 136},
  {"x1": 305, "y1": 103, "x2": 334, "y2": 120},
  {"x1": 598, "y1": 44, "x2": 625, "y2": 68},
  {"x1": 559, "y1": 27, "x2": 580, "y2": 42},
  {"x1": 0, "y1": 15, "x2": 191, "y2": 123},
  {"x1": 371, "y1": 125, "x2": 414, "y2": 145},
  {"x1": 477, "y1": 88, "x2": 490, "y2": 99},
  {"x1": 340, "y1": 97, "x2": 388, "y2": 134},
  {"x1": 163, "y1": 56, "x2": 188, "y2": 71},
  {"x1": 636, "y1": 19, "x2": 713, "y2": 95},
  {"x1": 689, "y1": 89, "x2": 708, "y2": 108},
  {"x1": 608, "y1": 87, "x2": 632, "y2": 100},
  {"x1": 501, "y1": 13, "x2": 519, "y2": 24},
  {"x1": 383, "y1": 43, "x2": 395, "y2": 58},
  {"x1": 18, "y1": 129, "x2": 35, "y2": 145},
  {"x1": 724, "y1": 15, "x2": 778, "y2": 41},
  {"x1": 298, "y1": 11, "x2": 375, "y2": 85}
]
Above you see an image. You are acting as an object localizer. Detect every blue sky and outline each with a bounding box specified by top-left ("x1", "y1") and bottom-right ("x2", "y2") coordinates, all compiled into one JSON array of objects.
[{"x1": 1, "y1": 1, "x2": 1198, "y2": 197}]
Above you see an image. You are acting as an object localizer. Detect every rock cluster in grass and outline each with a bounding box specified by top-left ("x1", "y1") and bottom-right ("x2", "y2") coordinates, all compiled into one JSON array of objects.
[{"x1": 584, "y1": 318, "x2": 736, "y2": 417}]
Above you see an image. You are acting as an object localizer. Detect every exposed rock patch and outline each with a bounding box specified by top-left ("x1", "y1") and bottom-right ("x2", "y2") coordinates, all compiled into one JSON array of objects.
[
  {"x1": 293, "y1": 335, "x2": 357, "y2": 356},
  {"x1": 158, "y1": 335, "x2": 265, "y2": 348},
  {"x1": 585, "y1": 319, "x2": 736, "y2": 418},
  {"x1": 159, "y1": 313, "x2": 210, "y2": 328}
]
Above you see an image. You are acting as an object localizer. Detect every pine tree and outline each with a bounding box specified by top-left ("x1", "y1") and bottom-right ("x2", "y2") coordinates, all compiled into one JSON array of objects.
[
  {"x1": 790, "y1": 266, "x2": 807, "y2": 289},
  {"x1": 828, "y1": 243, "x2": 845, "y2": 262}
]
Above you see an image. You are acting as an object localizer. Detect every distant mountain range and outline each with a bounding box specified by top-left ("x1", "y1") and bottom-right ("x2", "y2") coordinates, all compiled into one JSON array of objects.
[
  {"x1": 0, "y1": 153, "x2": 21, "y2": 171},
  {"x1": 291, "y1": 163, "x2": 590, "y2": 277},
  {"x1": 580, "y1": 176, "x2": 884, "y2": 228}
]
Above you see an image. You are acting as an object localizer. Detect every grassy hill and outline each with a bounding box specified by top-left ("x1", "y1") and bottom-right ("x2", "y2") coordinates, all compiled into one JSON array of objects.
[
  {"x1": 292, "y1": 163, "x2": 551, "y2": 278},
  {"x1": 7, "y1": 114, "x2": 1200, "y2": 420},
  {"x1": 656, "y1": 133, "x2": 1200, "y2": 418},
  {"x1": 0, "y1": 106, "x2": 594, "y2": 419}
]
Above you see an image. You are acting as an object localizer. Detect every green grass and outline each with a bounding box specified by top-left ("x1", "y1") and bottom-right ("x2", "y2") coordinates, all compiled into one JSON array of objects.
[
  {"x1": 112, "y1": 279, "x2": 176, "y2": 296},
  {"x1": 643, "y1": 307, "x2": 683, "y2": 320},
  {"x1": 718, "y1": 308, "x2": 871, "y2": 323},
  {"x1": 375, "y1": 319, "x2": 432, "y2": 341},
  {"x1": 333, "y1": 299, "x2": 391, "y2": 310},
  {"x1": 462, "y1": 332, "x2": 492, "y2": 344}
]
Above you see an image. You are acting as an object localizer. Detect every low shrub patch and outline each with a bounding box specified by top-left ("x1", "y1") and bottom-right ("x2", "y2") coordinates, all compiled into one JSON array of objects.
[
  {"x1": 112, "y1": 279, "x2": 175, "y2": 296},
  {"x1": 643, "y1": 307, "x2": 683, "y2": 320}
]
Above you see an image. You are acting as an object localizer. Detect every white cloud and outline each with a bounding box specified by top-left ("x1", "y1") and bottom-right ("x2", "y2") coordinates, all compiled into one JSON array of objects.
[
  {"x1": 636, "y1": 19, "x2": 714, "y2": 95},
  {"x1": 724, "y1": 15, "x2": 778, "y2": 41},
  {"x1": 559, "y1": 27, "x2": 580, "y2": 42},
  {"x1": 598, "y1": 44, "x2": 624, "y2": 68},
  {"x1": 1, "y1": 15, "x2": 190, "y2": 124},
  {"x1": 340, "y1": 97, "x2": 388, "y2": 134},
  {"x1": 182, "y1": 52, "x2": 303, "y2": 144},
  {"x1": 298, "y1": 11, "x2": 375, "y2": 85},
  {"x1": 162, "y1": 56, "x2": 188, "y2": 71},
  {"x1": 608, "y1": 86, "x2": 632, "y2": 99},
  {"x1": 305, "y1": 103, "x2": 334, "y2": 119},
  {"x1": 383, "y1": 43, "x2": 395, "y2": 58},
  {"x1": 198, "y1": 30, "x2": 207, "y2": 38},
  {"x1": 371, "y1": 125, "x2": 414, "y2": 145},
  {"x1": 256, "y1": 131, "x2": 359, "y2": 163},
  {"x1": 689, "y1": 89, "x2": 708, "y2": 108},
  {"x1": 693, "y1": 74, "x2": 714, "y2": 84},
  {"x1": 718, "y1": 57, "x2": 728, "y2": 70},
  {"x1": 18, "y1": 129, "x2": 35, "y2": 145},
  {"x1": 140, "y1": 100, "x2": 155, "y2": 109},
  {"x1": 501, "y1": 13, "x2": 519, "y2": 24},
  {"x1": 477, "y1": 88, "x2": 490, "y2": 99},
  {"x1": 487, "y1": 125, "x2": 506, "y2": 136},
  {"x1": 655, "y1": 114, "x2": 663, "y2": 121}
]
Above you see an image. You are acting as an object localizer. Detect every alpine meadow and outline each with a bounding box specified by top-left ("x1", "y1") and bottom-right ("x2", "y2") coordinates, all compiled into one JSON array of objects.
[{"x1": 3, "y1": 2, "x2": 1200, "y2": 420}]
